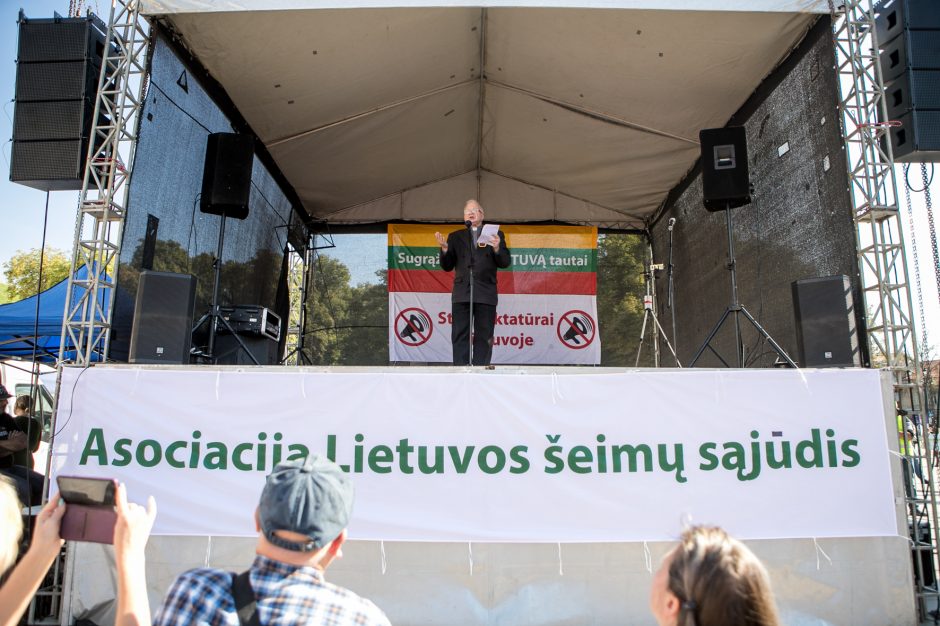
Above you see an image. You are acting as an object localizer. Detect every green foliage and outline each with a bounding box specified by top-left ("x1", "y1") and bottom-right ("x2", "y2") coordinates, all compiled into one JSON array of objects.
[
  {"x1": 0, "y1": 283, "x2": 9, "y2": 305},
  {"x1": 596, "y1": 233, "x2": 648, "y2": 366},
  {"x1": 3, "y1": 248, "x2": 72, "y2": 301}
]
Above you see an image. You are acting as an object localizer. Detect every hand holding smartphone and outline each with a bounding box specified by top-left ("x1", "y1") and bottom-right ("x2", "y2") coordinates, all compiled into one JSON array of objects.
[{"x1": 56, "y1": 476, "x2": 118, "y2": 544}]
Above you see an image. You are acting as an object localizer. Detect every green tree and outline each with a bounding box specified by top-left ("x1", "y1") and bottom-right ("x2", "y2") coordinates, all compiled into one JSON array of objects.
[
  {"x1": 305, "y1": 255, "x2": 352, "y2": 364},
  {"x1": 336, "y1": 270, "x2": 389, "y2": 365},
  {"x1": 3, "y1": 248, "x2": 72, "y2": 301},
  {"x1": 596, "y1": 233, "x2": 648, "y2": 366},
  {"x1": 0, "y1": 283, "x2": 9, "y2": 305}
]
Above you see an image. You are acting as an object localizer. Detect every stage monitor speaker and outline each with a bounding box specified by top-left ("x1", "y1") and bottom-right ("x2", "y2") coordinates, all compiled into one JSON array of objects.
[
  {"x1": 791, "y1": 275, "x2": 861, "y2": 368},
  {"x1": 10, "y1": 13, "x2": 109, "y2": 191},
  {"x1": 200, "y1": 133, "x2": 254, "y2": 220},
  {"x1": 699, "y1": 127, "x2": 751, "y2": 211},
  {"x1": 129, "y1": 271, "x2": 197, "y2": 364},
  {"x1": 214, "y1": 334, "x2": 280, "y2": 365}
]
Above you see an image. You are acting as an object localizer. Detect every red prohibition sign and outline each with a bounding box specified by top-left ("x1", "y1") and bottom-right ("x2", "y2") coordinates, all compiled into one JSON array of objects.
[
  {"x1": 556, "y1": 310, "x2": 596, "y2": 349},
  {"x1": 395, "y1": 307, "x2": 433, "y2": 347}
]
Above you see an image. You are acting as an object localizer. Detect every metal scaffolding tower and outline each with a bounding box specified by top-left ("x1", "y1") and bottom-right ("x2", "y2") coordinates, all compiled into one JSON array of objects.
[
  {"x1": 283, "y1": 240, "x2": 312, "y2": 365},
  {"x1": 58, "y1": 0, "x2": 150, "y2": 366},
  {"x1": 830, "y1": 0, "x2": 934, "y2": 617}
]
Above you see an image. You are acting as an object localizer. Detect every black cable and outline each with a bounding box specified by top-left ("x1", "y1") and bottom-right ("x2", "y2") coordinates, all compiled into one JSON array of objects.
[
  {"x1": 906, "y1": 163, "x2": 934, "y2": 193},
  {"x1": 51, "y1": 365, "x2": 92, "y2": 440},
  {"x1": 188, "y1": 192, "x2": 202, "y2": 268},
  {"x1": 148, "y1": 80, "x2": 212, "y2": 133}
]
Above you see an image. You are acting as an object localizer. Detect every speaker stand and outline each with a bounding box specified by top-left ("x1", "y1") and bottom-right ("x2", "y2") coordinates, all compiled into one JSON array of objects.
[
  {"x1": 191, "y1": 212, "x2": 260, "y2": 365},
  {"x1": 635, "y1": 254, "x2": 681, "y2": 368},
  {"x1": 688, "y1": 204, "x2": 796, "y2": 368}
]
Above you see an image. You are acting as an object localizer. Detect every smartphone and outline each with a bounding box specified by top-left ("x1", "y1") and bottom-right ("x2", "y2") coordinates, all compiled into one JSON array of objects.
[{"x1": 56, "y1": 476, "x2": 118, "y2": 544}]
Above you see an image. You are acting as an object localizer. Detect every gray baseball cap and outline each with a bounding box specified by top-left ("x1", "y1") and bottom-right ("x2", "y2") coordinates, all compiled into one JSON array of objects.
[{"x1": 258, "y1": 456, "x2": 354, "y2": 552}]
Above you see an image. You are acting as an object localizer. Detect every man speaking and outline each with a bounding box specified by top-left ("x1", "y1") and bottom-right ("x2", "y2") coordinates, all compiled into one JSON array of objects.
[{"x1": 435, "y1": 199, "x2": 511, "y2": 365}]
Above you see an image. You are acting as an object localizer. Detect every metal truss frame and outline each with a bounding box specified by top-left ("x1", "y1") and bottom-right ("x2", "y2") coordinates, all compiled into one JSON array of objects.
[
  {"x1": 283, "y1": 240, "x2": 312, "y2": 365},
  {"x1": 830, "y1": 0, "x2": 934, "y2": 617},
  {"x1": 59, "y1": 0, "x2": 150, "y2": 366}
]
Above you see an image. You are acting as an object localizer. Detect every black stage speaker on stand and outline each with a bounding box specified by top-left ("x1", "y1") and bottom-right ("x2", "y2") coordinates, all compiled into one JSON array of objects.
[
  {"x1": 875, "y1": 0, "x2": 940, "y2": 162},
  {"x1": 191, "y1": 133, "x2": 259, "y2": 363},
  {"x1": 129, "y1": 271, "x2": 197, "y2": 364},
  {"x1": 700, "y1": 127, "x2": 751, "y2": 211},
  {"x1": 10, "y1": 12, "x2": 109, "y2": 190},
  {"x1": 200, "y1": 133, "x2": 254, "y2": 219},
  {"x1": 791, "y1": 275, "x2": 861, "y2": 368}
]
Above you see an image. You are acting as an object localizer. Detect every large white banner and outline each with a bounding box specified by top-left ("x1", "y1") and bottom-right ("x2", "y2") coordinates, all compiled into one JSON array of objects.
[{"x1": 52, "y1": 366, "x2": 897, "y2": 542}]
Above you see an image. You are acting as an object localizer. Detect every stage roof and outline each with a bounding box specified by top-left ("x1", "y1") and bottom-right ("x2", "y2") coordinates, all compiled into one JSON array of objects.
[{"x1": 143, "y1": 3, "x2": 825, "y2": 228}]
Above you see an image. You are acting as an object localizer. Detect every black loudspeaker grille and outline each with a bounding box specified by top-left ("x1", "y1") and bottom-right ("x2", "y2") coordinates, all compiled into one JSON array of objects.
[
  {"x1": 792, "y1": 275, "x2": 860, "y2": 368},
  {"x1": 14, "y1": 101, "x2": 87, "y2": 141},
  {"x1": 15, "y1": 61, "x2": 97, "y2": 102},
  {"x1": 215, "y1": 334, "x2": 280, "y2": 365},
  {"x1": 699, "y1": 127, "x2": 750, "y2": 211},
  {"x1": 881, "y1": 30, "x2": 940, "y2": 83},
  {"x1": 890, "y1": 109, "x2": 940, "y2": 162},
  {"x1": 10, "y1": 141, "x2": 85, "y2": 189},
  {"x1": 886, "y1": 70, "x2": 940, "y2": 119},
  {"x1": 10, "y1": 14, "x2": 108, "y2": 191},
  {"x1": 875, "y1": 0, "x2": 940, "y2": 47},
  {"x1": 129, "y1": 271, "x2": 197, "y2": 364},
  {"x1": 200, "y1": 133, "x2": 254, "y2": 220},
  {"x1": 17, "y1": 20, "x2": 96, "y2": 62}
]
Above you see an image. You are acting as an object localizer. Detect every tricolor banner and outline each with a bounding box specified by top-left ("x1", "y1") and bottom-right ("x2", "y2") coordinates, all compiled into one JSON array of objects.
[{"x1": 388, "y1": 224, "x2": 600, "y2": 364}]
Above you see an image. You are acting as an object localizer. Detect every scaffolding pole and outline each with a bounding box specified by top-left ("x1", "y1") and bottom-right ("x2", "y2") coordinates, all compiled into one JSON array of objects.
[{"x1": 830, "y1": 0, "x2": 935, "y2": 618}]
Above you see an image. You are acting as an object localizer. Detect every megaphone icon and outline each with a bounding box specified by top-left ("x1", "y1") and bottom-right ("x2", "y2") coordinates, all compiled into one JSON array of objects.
[
  {"x1": 562, "y1": 316, "x2": 590, "y2": 344},
  {"x1": 400, "y1": 314, "x2": 425, "y2": 340}
]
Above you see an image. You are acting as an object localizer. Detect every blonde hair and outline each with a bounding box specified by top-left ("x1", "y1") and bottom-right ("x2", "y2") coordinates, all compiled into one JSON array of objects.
[
  {"x1": 667, "y1": 526, "x2": 780, "y2": 626},
  {"x1": 0, "y1": 477, "x2": 23, "y2": 574}
]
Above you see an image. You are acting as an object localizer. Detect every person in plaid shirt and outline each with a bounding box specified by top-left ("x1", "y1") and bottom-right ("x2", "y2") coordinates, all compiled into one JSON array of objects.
[{"x1": 153, "y1": 456, "x2": 390, "y2": 626}]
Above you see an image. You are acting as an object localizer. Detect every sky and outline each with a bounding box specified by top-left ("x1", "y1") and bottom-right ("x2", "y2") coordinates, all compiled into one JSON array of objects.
[{"x1": 0, "y1": 1, "x2": 938, "y2": 357}]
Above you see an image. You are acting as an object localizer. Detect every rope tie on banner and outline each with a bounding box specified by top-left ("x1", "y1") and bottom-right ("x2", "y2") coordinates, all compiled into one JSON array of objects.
[
  {"x1": 551, "y1": 371, "x2": 565, "y2": 404},
  {"x1": 468, "y1": 542, "x2": 474, "y2": 576},
  {"x1": 300, "y1": 373, "x2": 307, "y2": 399},
  {"x1": 131, "y1": 368, "x2": 141, "y2": 396},
  {"x1": 204, "y1": 536, "x2": 212, "y2": 567},
  {"x1": 215, "y1": 371, "x2": 222, "y2": 401},
  {"x1": 380, "y1": 541, "x2": 387, "y2": 575},
  {"x1": 643, "y1": 541, "x2": 652, "y2": 574},
  {"x1": 812, "y1": 538, "x2": 831, "y2": 571},
  {"x1": 557, "y1": 543, "x2": 564, "y2": 576}
]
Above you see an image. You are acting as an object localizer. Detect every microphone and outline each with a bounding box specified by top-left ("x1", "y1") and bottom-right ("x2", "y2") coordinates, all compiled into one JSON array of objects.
[
  {"x1": 465, "y1": 220, "x2": 473, "y2": 228},
  {"x1": 667, "y1": 217, "x2": 676, "y2": 231}
]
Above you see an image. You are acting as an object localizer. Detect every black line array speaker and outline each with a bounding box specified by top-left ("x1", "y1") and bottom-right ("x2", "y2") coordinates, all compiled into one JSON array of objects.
[
  {"x1": 129, "y1": 271, "x2": 197, "y2": 364},
  {"x1": 876, "y1": 0, "x2": 940, "y2": 162},
  {"x1": 699, "y1": 127, "x2": 751, "y2": 211},
  {"x1": 791, "y1": 275, "x2": 861, "y2": 368},
  {"x1": 214, "y1": 334, "x2": 280, "y2": 365},
  {"x1": 200, "y1": 133, "x2": 254, "y2": 220},
  {"x1": 10, "y1": 13, "x2": 109, "y2": 190}
]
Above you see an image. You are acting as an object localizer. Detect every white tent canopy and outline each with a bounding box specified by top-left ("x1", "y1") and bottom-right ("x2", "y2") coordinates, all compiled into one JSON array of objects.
[{"x1": 144, "y1": 2, "x2": 825, "y2": 227}]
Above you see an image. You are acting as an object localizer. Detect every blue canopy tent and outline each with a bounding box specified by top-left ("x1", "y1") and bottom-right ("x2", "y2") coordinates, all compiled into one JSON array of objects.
[{"x1": 0, "y1": 265, "x2": 112, "y2": 363}]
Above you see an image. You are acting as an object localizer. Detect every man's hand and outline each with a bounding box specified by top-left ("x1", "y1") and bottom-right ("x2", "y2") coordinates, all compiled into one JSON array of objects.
[
  {"x1": 488, "y1": 234, "x2": 500, "y2": 252},
  {"x1": 30, "y1": 495, "x2": 66, "y2": 560},
  {"x1": 435, "y1": 231, "x2": 448, "y2": 253},
  {"x1": 0, "y1": 430, "x2": 27, "y2": 452},
  {"x1": 114, "y1": 482, "x2": 157, "y2": 563}
]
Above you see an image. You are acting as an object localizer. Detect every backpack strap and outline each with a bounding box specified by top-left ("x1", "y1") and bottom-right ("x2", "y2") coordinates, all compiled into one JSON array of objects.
[{"x1": 231, "y1": 570, "x2": 261, "y2": 626}]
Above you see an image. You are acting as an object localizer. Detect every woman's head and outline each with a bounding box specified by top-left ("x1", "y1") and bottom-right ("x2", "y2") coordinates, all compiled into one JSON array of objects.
[
  {"x1": 0, "y1": 477, "x2": 24, "y2": 574},
  {"x1": 649, "y1": 526, "x2": 780, "y2": 626}
]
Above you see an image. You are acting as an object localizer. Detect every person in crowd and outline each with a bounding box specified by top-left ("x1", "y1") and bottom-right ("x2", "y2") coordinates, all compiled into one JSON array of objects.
[
  {"x1": 153, "y1": 456, "x2": 391, "y2": 626},
  {"x1": 434, "y1": 199, "x2": 511, "y2": 366},
  {"x1": 0, "y1": 386, "x2": 43, "y2": 506},
  {"x1": 649, "y1": 525, "x2": 781, "y2": 626},
  {"x1": 1, "y1": 476, "x2": 156, "y2": 626},
  {"x1": 12, "y1": 396, "x2": 41, "y2": 470},
  {"x1": 0, "y1": 477, "x2": 66, "y2": 626}
]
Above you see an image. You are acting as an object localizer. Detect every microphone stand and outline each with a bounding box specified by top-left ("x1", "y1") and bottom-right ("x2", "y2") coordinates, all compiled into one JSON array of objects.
[
  {"x1": 666, "y1": 218, "x2": 678, "y2": 359},
  {"x1": 466, "y1": 220, "x2": 475, "y2": 366}
]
